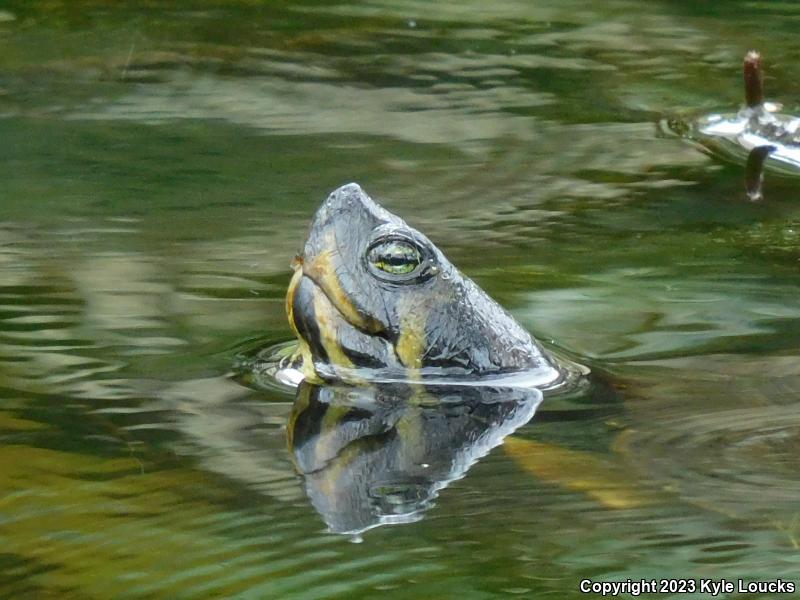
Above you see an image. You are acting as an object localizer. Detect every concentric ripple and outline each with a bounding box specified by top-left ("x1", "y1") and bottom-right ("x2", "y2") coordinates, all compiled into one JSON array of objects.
[{"x1": 239, "y1": 339, "x2": 588, "y2": 393}]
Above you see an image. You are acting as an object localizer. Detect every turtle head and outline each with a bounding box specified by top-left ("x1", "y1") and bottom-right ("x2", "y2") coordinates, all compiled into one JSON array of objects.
[{"x1": 286, "y1": 183, "x2": 549, "y2": 382}]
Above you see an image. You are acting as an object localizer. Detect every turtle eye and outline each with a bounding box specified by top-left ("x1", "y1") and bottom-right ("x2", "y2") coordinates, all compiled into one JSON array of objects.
[{"x1": 366, "y1": 238, "x2": 423, "y2": 280}]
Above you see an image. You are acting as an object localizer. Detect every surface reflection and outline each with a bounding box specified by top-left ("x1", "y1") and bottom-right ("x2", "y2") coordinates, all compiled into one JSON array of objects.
[
  {"x1": 2, "y1": 0, "x2": 800, "y2": 595},
  {"x1": 288, "y1": 381, "x2": 542, "y2": 534}
]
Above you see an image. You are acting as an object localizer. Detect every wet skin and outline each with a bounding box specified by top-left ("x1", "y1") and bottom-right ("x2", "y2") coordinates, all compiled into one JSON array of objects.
[{"x1": 286, "y1": 183, "x2": 559, "y2": 384}]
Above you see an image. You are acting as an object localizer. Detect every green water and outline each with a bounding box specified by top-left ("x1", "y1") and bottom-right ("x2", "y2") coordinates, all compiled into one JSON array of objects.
[{"x1": 1, "y1": 1, "x2": 800, "y2": 598}]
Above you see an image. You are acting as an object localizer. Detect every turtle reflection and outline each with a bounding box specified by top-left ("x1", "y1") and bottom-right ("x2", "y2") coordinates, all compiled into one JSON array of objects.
[{"x1": 288, "y1": 382, "x2": 542, "y2": 535}]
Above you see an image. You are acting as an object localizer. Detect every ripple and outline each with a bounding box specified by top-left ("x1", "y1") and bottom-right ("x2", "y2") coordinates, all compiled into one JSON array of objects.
[
  {"x1": 624, "y1": 405, "x2": 800, "y2": 520},
  {"x1": 240, "y1": 339, "x2": 586, "y2": 393},
  {"x1": 4, "y1": 0, "x2": 800, "y2": 596},
  {"x1": 0, "y1": 431, "x2": 451, "y2": 599}
]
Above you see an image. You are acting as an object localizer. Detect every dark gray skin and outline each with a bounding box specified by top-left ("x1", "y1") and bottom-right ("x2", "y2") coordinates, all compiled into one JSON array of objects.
[{"x1": 287, "y1": 183, "x2": 558, "y2": 382}]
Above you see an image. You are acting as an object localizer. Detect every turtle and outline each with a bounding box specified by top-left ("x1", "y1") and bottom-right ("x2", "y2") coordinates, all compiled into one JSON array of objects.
[
  {"x1": 283, "y1": 182, "x2": 565, "y2": 387},
  {"x1": 229, "y1": 181, "x2": 799, "y2": 555},
  {"x1": 277, "y1": 183, "x2": 656, "y2": 535}
]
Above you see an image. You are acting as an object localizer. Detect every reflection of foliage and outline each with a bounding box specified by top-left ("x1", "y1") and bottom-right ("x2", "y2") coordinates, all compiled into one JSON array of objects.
[
  {"x1": 504, "y1": 435, "x2": 654, "y2": 509},
  {"x1": 0, "y1": 413, "x2": 216, "y2": 597}
]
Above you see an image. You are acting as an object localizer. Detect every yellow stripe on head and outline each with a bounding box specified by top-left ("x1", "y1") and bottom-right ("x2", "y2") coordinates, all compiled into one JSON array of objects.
[
  {"x1": 286, "y1": 267, "x2": 321, "y2": 382},
  {"x1": 395, "y1": 297, "x2": 427, "y2": 372},
  {"x1": 312, "y1": 289, "x2": 355, "y2": 370},
  {"x1": 285, "y1": 267, "x2": 303, "y2": 336},
  {"x1": 303, "y1": 232, "x2": 384, "y2": 334}
]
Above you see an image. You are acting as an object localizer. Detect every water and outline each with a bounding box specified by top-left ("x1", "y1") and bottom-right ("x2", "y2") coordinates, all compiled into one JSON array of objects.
[{"x1": 1, "y1": 1, "x2": 800, "y2": 597}]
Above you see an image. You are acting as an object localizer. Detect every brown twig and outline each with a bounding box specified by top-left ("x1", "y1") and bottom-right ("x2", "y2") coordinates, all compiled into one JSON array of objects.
[{"x1": 744, "y1": 50, "x2": 764, "y2": 108}]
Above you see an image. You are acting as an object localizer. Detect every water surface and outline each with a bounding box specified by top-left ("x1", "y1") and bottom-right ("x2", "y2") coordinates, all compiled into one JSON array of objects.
[{"x1": 1, "y1": 1, "x2": 800, "y2": 598}]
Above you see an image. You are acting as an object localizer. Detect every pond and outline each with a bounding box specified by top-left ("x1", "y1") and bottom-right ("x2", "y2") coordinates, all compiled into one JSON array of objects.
[{"x1": 1, "y1": 1, "x2": 799, "y2": 598}]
